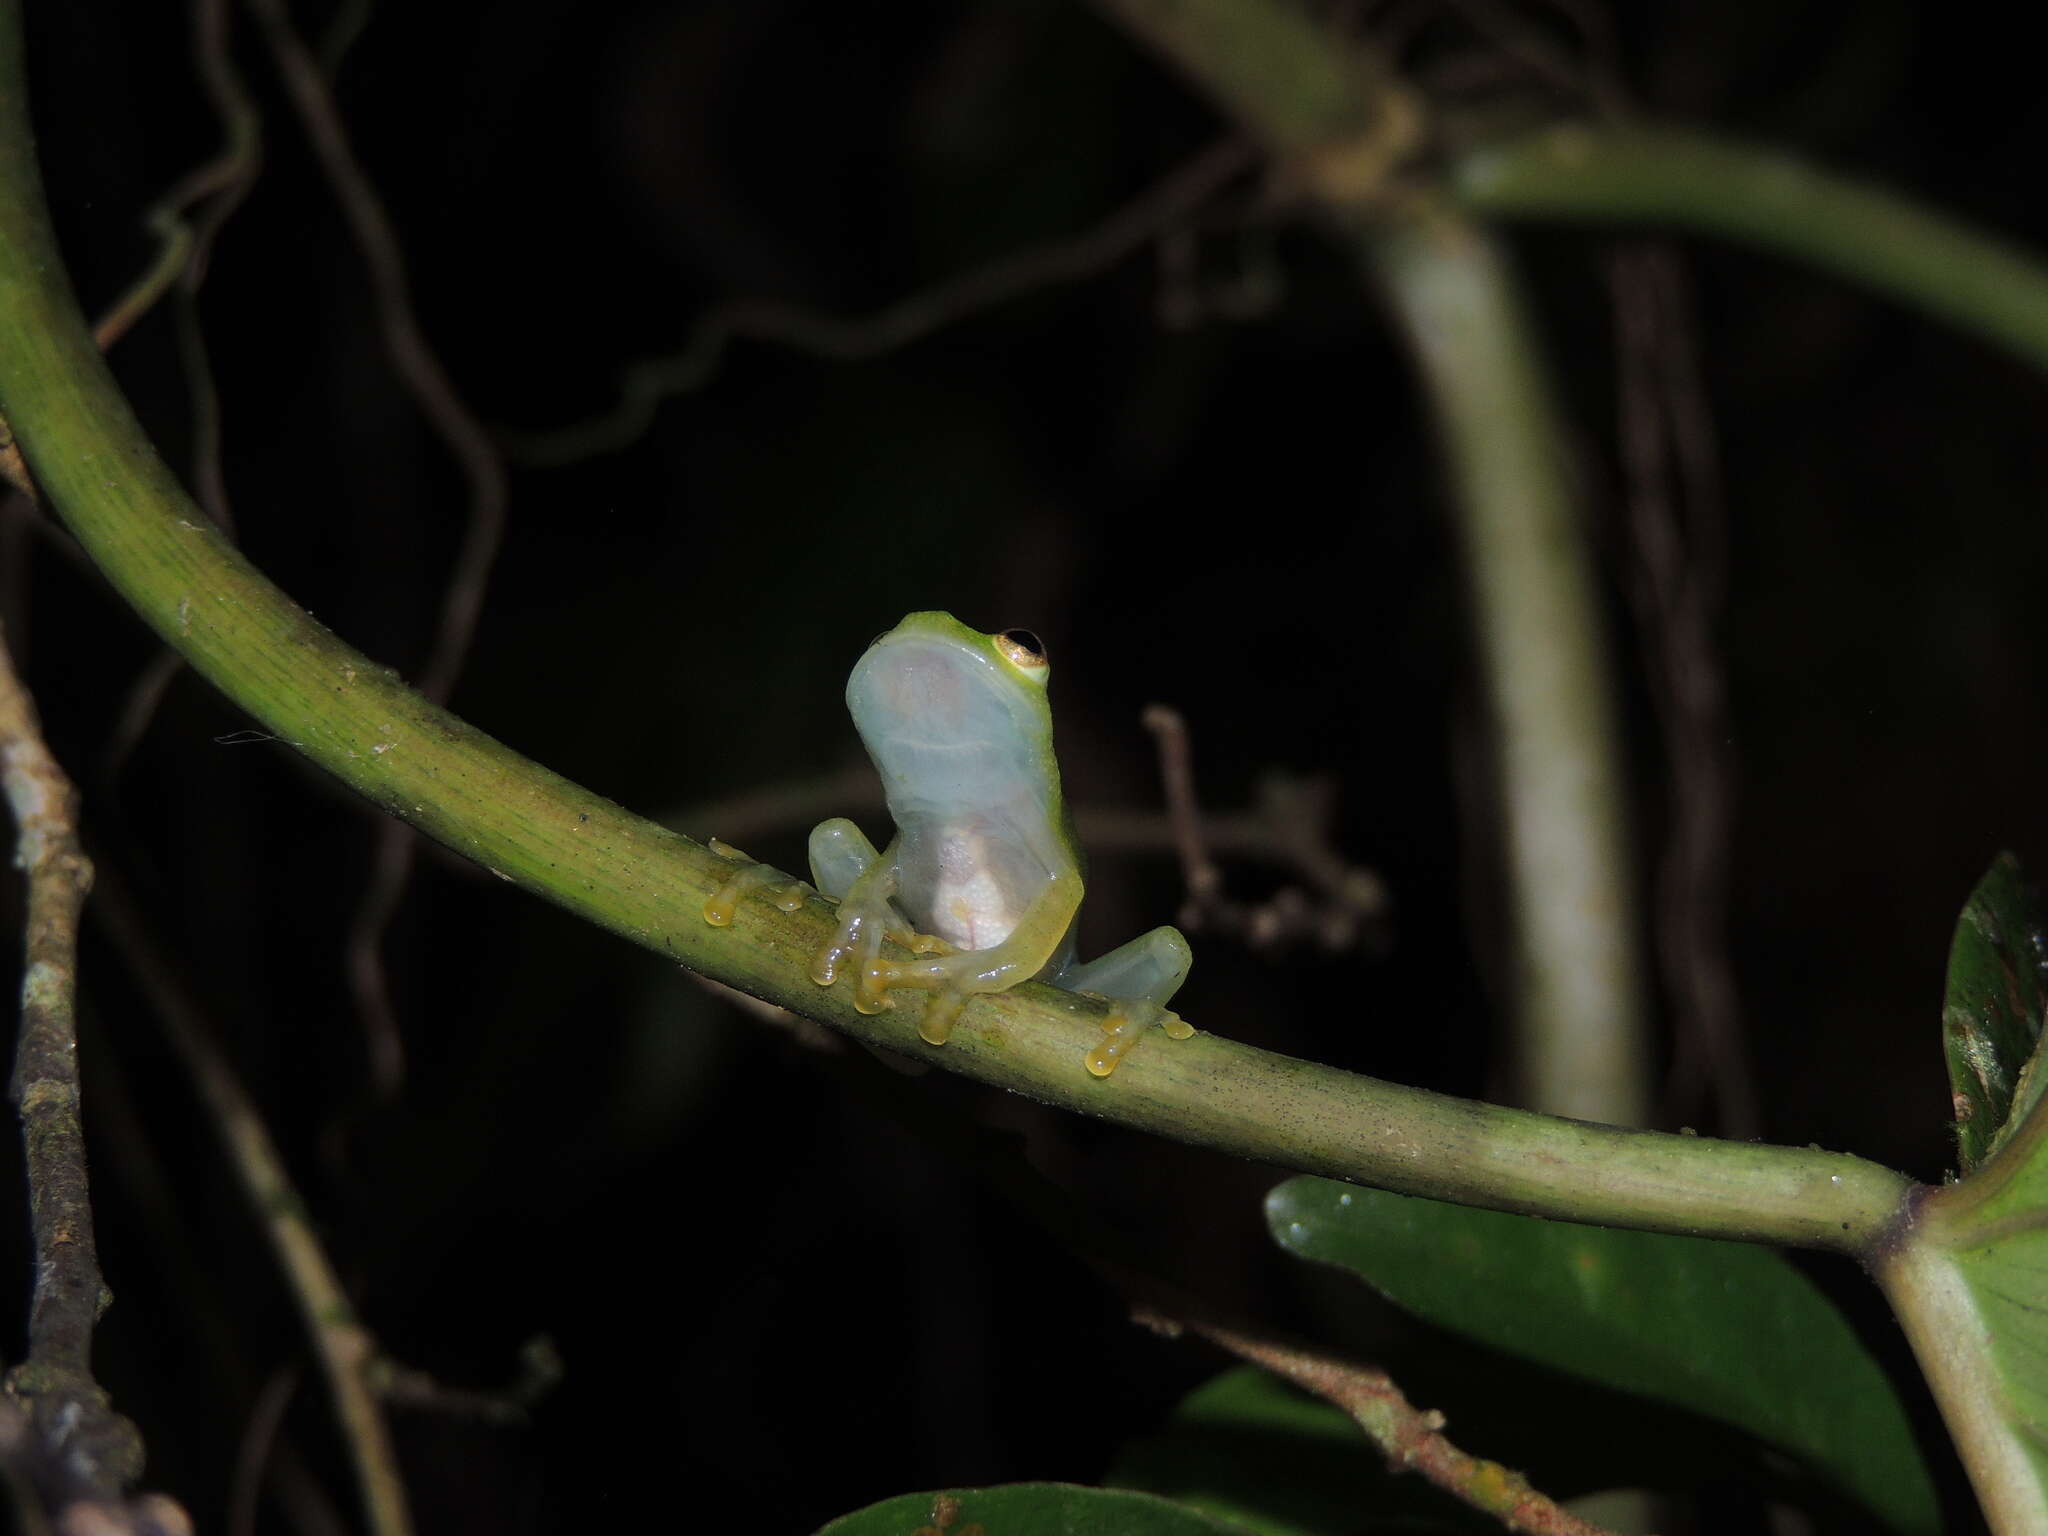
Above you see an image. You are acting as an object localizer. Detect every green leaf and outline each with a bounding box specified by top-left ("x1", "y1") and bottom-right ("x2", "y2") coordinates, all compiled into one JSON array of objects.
[
  {"x1": 1106, "y1": 1367, "x2": 1487, "y2": 1535},
  {"x1": 1267, "y1": 1178, "x2": 1940, "y2": 1534},
  {"x1": 815, "y1": 1483, "x2": 1260, "y2": 1536},
  {"x1": 1942, "y1": 851, "x2": 2048, "y2": 1171}
]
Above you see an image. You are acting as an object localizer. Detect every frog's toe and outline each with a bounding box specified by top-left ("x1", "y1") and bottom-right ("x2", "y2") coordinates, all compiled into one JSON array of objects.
[
  {"x1": 917, "y1": 988, "x2": 969, "y2": 1046},
  {"x1": 702, "y1": 843, "x2": 807, "y2": 927},
  {"x1": 1083, "y1": 1002, "x2": 1191, "y2": 1077},
  {"x1": 854, "y1": 957, "x2": 900, "y2": 1015}
]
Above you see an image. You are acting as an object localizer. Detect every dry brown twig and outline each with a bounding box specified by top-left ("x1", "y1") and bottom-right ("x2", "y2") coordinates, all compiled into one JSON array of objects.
[
  {"x1": 0, "y1": 617, "x2": 191, "y2": 1533},
  {"x1": 1134, "y1": 1303, "x2": 1619, "y2": 1536}
]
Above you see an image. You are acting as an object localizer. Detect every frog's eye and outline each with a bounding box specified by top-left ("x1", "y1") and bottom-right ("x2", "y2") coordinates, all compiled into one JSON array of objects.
[{"x1": 996, "y1": 628, "x2": 1049, "y2": 675}]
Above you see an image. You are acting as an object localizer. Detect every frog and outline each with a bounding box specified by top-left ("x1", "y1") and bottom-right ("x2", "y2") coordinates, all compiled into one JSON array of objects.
[{"x1": 704, "y1": 611, "x2": 1193, "y2": 1077}]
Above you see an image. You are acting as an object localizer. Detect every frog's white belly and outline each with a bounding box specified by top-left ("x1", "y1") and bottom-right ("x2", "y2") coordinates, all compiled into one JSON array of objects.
[{"x1": 926, "y1": 829, "x2": 1024, "y2": 951}]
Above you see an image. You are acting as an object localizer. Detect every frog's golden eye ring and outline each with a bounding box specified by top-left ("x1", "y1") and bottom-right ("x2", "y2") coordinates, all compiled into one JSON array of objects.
[{"x1": 997, "y1": 628, "x2": 1048, "y2": 673}]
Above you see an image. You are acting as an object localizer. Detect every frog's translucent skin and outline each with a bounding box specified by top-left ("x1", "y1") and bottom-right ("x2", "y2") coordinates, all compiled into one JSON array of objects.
[
  {"x1": 701, "y1": 838, "x2": 808, "y2": 926},
  {"x1": 799, "y1": 610, "x2": 1194, "y2": 1076}
]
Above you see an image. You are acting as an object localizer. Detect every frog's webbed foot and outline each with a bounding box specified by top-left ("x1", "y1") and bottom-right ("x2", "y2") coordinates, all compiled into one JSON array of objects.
[
  {"x1": 1063, "y1": 925, "x2": 1195, "y2": 1078},
  {"x1": 1085, "y1": 1002, "x2": 1195, "y2": 1077},
  {"x1": 820, "y1": 941, "x2": 1002, "y2": 1046},
  {"x1": 807, "y1": 822, "x2": 969, "y2": 1030},
  {"x1": 816, "y1": 923, "x2": 973, "y2": 1042},
  {"x1": 702, "y1": 839, "x2": 809, "y2": 926}
]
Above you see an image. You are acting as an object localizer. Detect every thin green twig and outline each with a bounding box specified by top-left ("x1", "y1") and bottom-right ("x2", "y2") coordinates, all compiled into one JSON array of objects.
[{"x1": 1451, "y1": 123, "x2": 2048, "y2": 373}]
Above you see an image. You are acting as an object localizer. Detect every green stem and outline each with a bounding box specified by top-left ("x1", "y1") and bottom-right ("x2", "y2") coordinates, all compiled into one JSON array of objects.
[
  {"x1": 1084, "y1": 0, "x2": 1648, "y2": 1125},
  {"x1": 1355, "y1": 203, "x2": 1648, "y2": 1126},
  {"x1": 1874, "y1": 1229, "x2": 2047, "y2": 1535},
  {"x1": 1452, "y1": 124, "x2": 2048, "y2": 374},
  {"x1": 0, "y1": 1, "x2": 1911, "y2": 1258}
]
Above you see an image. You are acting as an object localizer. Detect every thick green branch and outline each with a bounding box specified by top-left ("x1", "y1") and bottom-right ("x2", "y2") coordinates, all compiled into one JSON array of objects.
[
  {"x1": 0, "y1": 3, "x2": 1912, "y2": 1257},
  {"x1": 1452, "y1": 124, "x2": 2048, "y2": 374},
  {"x1": 1354, "y1": 204, "x2": 1647, "y2": 1125}
]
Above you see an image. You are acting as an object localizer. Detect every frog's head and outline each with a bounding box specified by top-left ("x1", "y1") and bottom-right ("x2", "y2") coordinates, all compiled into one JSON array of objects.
[{"x1": 847, "y1": 611, "x2": 1056, "y2": 813}]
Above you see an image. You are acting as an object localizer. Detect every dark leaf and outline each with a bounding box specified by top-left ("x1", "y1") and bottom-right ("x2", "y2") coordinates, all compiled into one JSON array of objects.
[{"x1": 1267, "y1": 1179, "x2": 1938, "y2": 1533}]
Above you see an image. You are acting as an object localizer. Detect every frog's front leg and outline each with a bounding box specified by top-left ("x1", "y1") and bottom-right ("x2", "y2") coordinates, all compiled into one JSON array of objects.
[
  {"x1": 1058, "y1": 926, "x2": 1195, "y2": 1077},
  {"x1": 807, "y1": 820, "x2": 952, "y2": 1019}
]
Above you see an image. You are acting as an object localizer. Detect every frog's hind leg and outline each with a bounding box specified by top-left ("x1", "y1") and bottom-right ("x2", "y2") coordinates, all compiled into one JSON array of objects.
[{"x1": 1060, "y1": 926, "x2": 1195, "y2": 1078}]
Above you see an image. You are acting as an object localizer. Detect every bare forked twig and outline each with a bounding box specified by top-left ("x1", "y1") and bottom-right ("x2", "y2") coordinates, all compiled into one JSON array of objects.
[
  {"x1": 243, "y1": 0, "x2": 511, "y2": 1098},
  {"x1": 1134, "y1": 1304, "x2": 1618, "y2": 1536},
  {"x1": 1142, "y1": 704, "x2": 1391, "y2": 953}
]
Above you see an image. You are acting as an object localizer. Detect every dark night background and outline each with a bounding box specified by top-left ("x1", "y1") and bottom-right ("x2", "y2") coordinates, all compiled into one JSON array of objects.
[{"x1": 3, "y1": 0, "x2": 2045, "y2": 1530}]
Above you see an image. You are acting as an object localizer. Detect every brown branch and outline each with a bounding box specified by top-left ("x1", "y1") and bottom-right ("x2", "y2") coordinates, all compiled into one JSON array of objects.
[
  {"x1": 1134, "y1": 1304, "x2": 1619, "y2": 1536},
  {"x1": 0, "y1": 620, "x2": 148, "y2": 1514},
  {"x1": 244, "y1": 0, "x2": 512, "y2": 1097},
  {"x1": 510, "y1": 136, "x2": 1259, "y2": 465}
]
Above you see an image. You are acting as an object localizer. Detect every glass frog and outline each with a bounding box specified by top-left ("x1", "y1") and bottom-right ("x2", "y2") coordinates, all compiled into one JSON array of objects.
[{"x1": 706, "y1": 611, "x2": 1194, "y2": 1076}]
